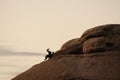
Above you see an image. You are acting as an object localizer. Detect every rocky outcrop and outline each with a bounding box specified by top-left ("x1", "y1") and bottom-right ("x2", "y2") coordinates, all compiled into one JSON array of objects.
[
  {"x1": 55, "y1": 24, "x2": 120, "y2": 55},
  {"x1": 12, "y1": 24, "x2": 120, "y2": 80}
]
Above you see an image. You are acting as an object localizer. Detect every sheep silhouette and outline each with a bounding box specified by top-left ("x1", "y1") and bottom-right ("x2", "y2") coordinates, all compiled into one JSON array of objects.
[{"x1": 44, "y1": 48, "x2": 54, "y2": 60}]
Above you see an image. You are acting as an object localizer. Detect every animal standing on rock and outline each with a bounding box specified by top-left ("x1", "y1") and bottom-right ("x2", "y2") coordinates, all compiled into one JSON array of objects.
[{"x1": 45, "y1": 48, "x2": 54, "y2": 60}]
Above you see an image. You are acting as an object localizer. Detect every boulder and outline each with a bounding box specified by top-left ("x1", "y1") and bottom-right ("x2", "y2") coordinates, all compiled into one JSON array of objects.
[{"x1": 55, "y1": 24, "x2": 120, "y2": 55}]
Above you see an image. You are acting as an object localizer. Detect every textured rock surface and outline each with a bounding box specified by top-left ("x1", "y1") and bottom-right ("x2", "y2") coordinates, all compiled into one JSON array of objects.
[{"x1": 12, "y1": 24, "x2": 120, "y2": 80}]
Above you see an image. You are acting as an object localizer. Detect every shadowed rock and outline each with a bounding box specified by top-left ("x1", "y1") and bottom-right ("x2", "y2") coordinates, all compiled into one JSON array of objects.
[{"x1": 12, "y1": 24, "x2": 120, "y2": 80}]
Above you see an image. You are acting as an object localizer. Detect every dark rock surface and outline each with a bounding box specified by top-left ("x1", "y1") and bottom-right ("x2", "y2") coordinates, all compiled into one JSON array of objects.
[{"x1": 12, "y1": 24, "x2": 120, "y2": 80}]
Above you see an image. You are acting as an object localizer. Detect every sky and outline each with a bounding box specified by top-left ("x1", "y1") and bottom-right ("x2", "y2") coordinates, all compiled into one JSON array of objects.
[{"x1": 0, "y1": 0, "x2": 120, "y2": 53}]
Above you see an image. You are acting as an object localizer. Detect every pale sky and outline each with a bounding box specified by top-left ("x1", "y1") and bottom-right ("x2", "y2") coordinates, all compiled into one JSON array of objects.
[{"x1": 1, "y1": 0, "x2": 120, "y2": 53}]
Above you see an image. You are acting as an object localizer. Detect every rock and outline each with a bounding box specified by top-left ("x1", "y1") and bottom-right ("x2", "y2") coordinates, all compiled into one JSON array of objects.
[
  {"x1": 61, "y1": 38, "x2": 80, "y2": 50},
  {"x1": 55, "y1": 38, "x2": 82, "y2": 56},
  {"x1": 55, "y1": 24, "x2": 120, "y2": 55},
  {"x1": 12, "y1": 52, "x2": 120, "y2": 80},
  {"x1": 83, "y1": 36, "x2": 120, "y2": 53},
  {"x1": 12, "y1": 24, "x2": 120, "y2": 80},
  {"x1": 81, "y1": 24, "x2": 120, "y2": 38},
  {"x1": 82, "y1": 24, "x2": 120, "y2": 53}
]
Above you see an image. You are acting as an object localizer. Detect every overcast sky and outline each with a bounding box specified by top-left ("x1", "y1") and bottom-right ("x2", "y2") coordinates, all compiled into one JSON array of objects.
[{"x1": 0, "y1": 0, "x2": 120, "y2": 53}]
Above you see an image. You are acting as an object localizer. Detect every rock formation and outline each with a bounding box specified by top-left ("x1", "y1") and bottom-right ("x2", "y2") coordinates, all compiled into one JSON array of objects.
[{"x1": 12, "y1": 24, "x2": 120, "y2": 80}]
